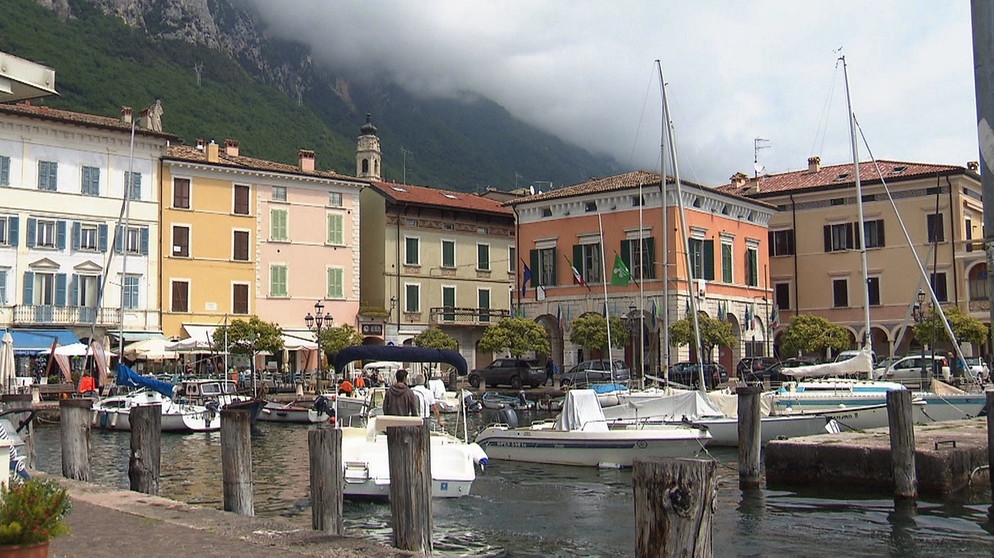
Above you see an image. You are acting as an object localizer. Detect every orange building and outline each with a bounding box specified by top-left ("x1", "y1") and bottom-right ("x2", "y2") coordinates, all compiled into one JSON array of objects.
[{"x1": 508, "y1": 170, "x2": 776, "y2": 377}]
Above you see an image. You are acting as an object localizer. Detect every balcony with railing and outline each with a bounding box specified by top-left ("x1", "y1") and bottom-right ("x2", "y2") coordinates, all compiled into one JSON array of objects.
[
  {"x1": 11, "y1": 305, "x2": 122, "y2": 327},
  {"x1": 428, "y1": 306, "x2": 511, "y2": 326}
]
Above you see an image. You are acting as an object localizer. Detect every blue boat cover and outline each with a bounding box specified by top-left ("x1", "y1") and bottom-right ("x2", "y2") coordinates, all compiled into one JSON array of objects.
[
  {"x1": 333, "y1": 345, "x2": 467, "y2": 376},
  {"x1": 590, "y1": 383, "x2": 629, "y2": 394},
  {"x1": 116, "y1": 363, "x2": 177, "y2": 399}
]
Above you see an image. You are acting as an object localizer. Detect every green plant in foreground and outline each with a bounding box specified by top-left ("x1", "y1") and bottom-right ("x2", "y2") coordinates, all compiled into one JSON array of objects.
[{"x1": 0, "y1": 477, "x2": 71, "y2": 545}]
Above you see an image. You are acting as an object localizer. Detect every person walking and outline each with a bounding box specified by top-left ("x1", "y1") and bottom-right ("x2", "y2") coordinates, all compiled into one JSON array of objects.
[
  {"x1": 545, "y1": 359, "x2": 555, "y2": 386},
  {"x1": 382, "y1": 369, "x2": 419, "y2": 416},
  {"x1": 412, "y1": 373, "x2": 443, "y2": 429}
]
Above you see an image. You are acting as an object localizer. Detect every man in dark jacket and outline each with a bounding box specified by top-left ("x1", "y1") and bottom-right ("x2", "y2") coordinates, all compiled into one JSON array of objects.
[{"x1": 382, "y1": 369, "x2": 419, "y2": 416}]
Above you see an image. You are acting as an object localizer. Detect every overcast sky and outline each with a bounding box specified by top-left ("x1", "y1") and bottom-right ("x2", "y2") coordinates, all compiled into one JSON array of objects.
[{"x1": 248, "y1": 1, "x2": 977, "y2": 187}]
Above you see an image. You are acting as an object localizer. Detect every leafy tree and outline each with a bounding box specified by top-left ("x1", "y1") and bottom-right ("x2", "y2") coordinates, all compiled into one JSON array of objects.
[
  {"x1": 213, "y1": 317, "x2": 284, "y2": 380},
  {"x1": 316, "y1": 325, "x2": 363, "y2": 380},
  {"x1": 668, "y1": 313, "x2": 737, "y2": 362},
  {"x1": 414, "y1": 327, "x2": 458, "y2": 350},
  {"x1": 569, "y1": 313, "x2": 626, "y2": 353},
  {"x1": 778, "y1": 314, "x2": 849, "y2": 358},
  {"x1": 479, "y1": 317, "x2": 551, "y2": 357},
  {"x1": 913, "y1": 306, "x2": 988, "y2": 348}
]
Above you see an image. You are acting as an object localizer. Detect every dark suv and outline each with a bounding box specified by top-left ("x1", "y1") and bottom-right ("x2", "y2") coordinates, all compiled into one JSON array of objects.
[
  {"x1": 735, "y1": 357, "x2": 779, "y2": 379},
  {"x1": 467, "y1": 358, "x2": 545, "y2": 389},
  {"x1": 559, "y1": 359, "x2": 631, "y2": 389},
  {"x1": 667, "y1": 362, "x2": 728, "y2": 390}
]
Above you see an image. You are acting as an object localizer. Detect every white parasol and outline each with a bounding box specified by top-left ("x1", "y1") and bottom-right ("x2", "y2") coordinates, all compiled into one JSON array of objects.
[{"x1": 0, "y1": 332, "x2": 14, "y2": 394}]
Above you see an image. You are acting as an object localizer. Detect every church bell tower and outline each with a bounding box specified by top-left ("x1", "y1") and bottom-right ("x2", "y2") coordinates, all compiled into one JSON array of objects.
[{"x1": 356, "y1": 113, "x2": 381, "y2": 180}]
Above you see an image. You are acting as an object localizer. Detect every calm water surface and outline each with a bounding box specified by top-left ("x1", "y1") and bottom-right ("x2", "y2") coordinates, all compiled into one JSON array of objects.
[{"x1": 27, "y1": 410, "x2": 994, "y2": 556}]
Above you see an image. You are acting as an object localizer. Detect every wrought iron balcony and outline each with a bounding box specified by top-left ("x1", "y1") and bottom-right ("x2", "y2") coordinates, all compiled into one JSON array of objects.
[{"x1": 428, "y1": 306, "x2": 510, "y2": 326}]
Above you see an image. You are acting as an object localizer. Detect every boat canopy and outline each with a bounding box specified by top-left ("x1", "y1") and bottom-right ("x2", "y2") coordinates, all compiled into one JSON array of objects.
[
  {"x1": 116, "y1": 363, "x2": 176, "y2": 399},
  {"x1": 781, "y1": 345, "x2": 874, "y2": 380},
  {"x1": 333, "y1": 345, "x2": 467, "y2": 376},
  {"x1": 553, "y1": 390, "x2": 608, "y2": 432}
]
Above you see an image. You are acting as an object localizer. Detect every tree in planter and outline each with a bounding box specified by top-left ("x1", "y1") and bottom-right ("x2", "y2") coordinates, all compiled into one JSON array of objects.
[
  {"x1": 0, "y1": 476, "x2": 72, "y2": 551},
  {"x1": 213, "y1": 317, "x2": 284, "y2": 390},
  {"x1": 777, "y1": 314, "x2": 850, "y2": 359},
  {"x1": 317, "y1": 324, "x2": 363, "y2": 381},
  {"x1": 668, "y1": 313, "x2": 737, "y2": 362},
  {"x1": 478, "y1": 317, "x2": 550, "y2": 358},
  {"x1": 569, "y1": 313, "x2": 626, "y2": 358}
]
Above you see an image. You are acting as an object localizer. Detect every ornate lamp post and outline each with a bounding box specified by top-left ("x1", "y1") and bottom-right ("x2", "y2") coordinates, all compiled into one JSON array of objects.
[
  {"x1": 912, "y1": 289, "x2": 927, "y2": 381},
  {"x1": 627, "y1": 302, "x2": 639, "y2": 386},
  {"x1": 305, "y1": 300, "x2": 333, "y2": 387}
]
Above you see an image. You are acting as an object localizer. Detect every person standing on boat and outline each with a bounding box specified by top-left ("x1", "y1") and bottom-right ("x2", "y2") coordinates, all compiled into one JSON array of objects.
[
  {"x1": 412, "y1": 373, "x2": 443, "y2": 429},
  {"x1": 382, "y1": 369, "x2": 419, "y2": 416}
]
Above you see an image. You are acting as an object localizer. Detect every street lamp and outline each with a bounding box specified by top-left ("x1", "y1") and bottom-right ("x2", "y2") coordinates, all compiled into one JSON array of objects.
[
  {"x1": 912, "y1": 289, "x2": 927, "y2": 382},
  {"x1": 305, "y1": 300, "x2": 333, "y2": 387},
  {"x1": 627, "y1": 302, "x2": 639, "y2": 385}
]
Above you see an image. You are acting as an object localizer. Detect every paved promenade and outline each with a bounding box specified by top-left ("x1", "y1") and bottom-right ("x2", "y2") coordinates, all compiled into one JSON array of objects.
[{"x1": 45, "y1": 475, "x2": 413, "y2": 558}]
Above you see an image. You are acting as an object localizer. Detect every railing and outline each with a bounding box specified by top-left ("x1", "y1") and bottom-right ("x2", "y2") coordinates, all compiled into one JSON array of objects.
[
  {"x1": 12, "y1": 305, "x2": 121, "y2": 327},
  {"x1": 428, "y1": 306, "x2": 511, "y2": 325}
]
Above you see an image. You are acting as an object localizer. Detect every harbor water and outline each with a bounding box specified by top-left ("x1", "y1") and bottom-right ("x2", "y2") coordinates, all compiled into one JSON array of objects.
[{"x1": 26, "y1": 410, "x2": 994, "y2": 556}]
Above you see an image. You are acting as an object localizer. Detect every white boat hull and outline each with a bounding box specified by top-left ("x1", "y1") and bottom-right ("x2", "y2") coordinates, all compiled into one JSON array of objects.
[
  {"x1": 91, "y1": 390, "x2": 221, "y2": 432},
  {"x1": 258, "y1": 401, "x2": 324, "y2": 424}
]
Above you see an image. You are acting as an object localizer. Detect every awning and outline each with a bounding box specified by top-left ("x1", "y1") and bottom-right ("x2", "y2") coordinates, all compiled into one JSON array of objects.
[
  {"x1": 282, "y1": 330, "x2": 317, "y2": 350},
  {"x1": 108, "y1": 331, "x2": 166, "y2": 345},
  {"x1": 182, "y1": 325, "x2": 218, "y2": 344},
  {"x1": 0, "y1": 329, "x2": 80, "y2": 356},
  {"x1": 164, "y1": 324, "x2": 219, "y2": 353}
]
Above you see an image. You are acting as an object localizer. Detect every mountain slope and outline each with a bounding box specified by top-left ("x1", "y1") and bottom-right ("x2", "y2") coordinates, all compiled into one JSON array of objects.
[{"x1": 3, "y1": 0, "x2": 620, "y2": 190}]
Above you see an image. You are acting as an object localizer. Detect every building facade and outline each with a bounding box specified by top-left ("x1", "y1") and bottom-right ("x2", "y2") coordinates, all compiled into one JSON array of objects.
[
  {"x1": 719, "y1": 157, "x2": 988, "y2": 360},
  {"x1": 510, "y1": 170, "x2": 776, "y2": 377}
]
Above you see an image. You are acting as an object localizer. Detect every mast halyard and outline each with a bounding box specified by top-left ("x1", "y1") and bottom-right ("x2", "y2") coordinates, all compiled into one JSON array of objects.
[{"x1": 656, "y1": 60, "x2": 670, "y2": 383}]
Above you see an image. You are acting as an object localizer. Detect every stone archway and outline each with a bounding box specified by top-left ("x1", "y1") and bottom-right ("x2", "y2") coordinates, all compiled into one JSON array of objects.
[{"x1": 535, "y1": 313, "x2": 563, "y2": 371}]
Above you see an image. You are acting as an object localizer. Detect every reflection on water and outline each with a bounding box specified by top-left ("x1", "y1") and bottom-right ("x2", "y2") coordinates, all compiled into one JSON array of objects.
[{"x1": 27, "y1": 411, "x2": 994, "y2": 556}]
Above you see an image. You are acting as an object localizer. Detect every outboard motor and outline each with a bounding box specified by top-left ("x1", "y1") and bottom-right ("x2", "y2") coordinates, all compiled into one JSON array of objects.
[
  {"x1": 313, "y1": 395, "x2": 333, "y2": 418},
  {"x1": 496, "y1": 408, "x2": 518, "y2": 429},
  {"x1": 517, "y1": 391, "x2": 530, "y2": 409},
  {"x1": 463, "y1": 393, "x2": 483, "y2": 413}
]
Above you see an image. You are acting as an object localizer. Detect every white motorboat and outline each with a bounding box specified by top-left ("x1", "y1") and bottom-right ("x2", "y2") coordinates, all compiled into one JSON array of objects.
[
  {"x1": 474, "y1": 390, "x2": 711, "y2": 467},
  {"x1": 179, "y1": 378, "x2": 266, "y2": 423},
  {"x1": 309, "y1": 388, "x2": 382, "y2": 424},
  {"x1": 340, "y1": 415, "x2": 488, "y2": 499},
  {"x1": 91, "y1": 388, "x2": 220, "y2": 432},
  {"x1": 257, "y1": 399, "x2": 326, "y2": 424}
]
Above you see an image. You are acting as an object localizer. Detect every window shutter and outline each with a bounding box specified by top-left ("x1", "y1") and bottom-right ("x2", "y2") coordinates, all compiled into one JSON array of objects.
[
  {"x1": 114, "y1": 225, "x2": 123, "y2": 254},
  {"x1": 72, "y1": 222, "x2": 81, "y2": 250},
  {"x1": 55, "y1": 273, "x2": 67, "y2": 307},
  {"x1": 852, "y1": 223, "x2": 860, "y2": 250},
  {"x1": 621, "y1": 239, "x2": 632, "y2": 269},
  {"x1": 8, "y1": 216, "x2": 17, "y2": 247},
  {"x1": 98, "y1": 224, "x2": 108, "y2": 252},
  {"x1": 823, "y1": 225, "x2": 831, "y2": 252},
  {"x1": 703, "y1": 239, "x2": 715, "y2": 281},
  {"x1": 26, "y1": 219, "x2": 36, "y2": 248},
  {"x1": 767, "y1": 231, "x2": 774, "y2": 256},
  {"x1": 56, "y1": 220, "x2": 67, "y2": 250},
  {"x1": 573, "y1": 245, "x2": 583, "y2": 279},
  {"x1": 879, "y1": 222, "x2": 885, "y2": 246},
  {"x1": 846, "y1": 223, "x2": 854, "y2": 250},
  {"x1": 22, "y1": 272, "x2": 33, "y2": 304},
  {"x1": 529, "y1": 249, "x2": 540, "y2": 286},
  {"x1": 551, "y1": 248, "x2": 558, "y2": 286},
  {"x1": 70, "y1": 274, "x2": 79, "y2": 307},
  {"x1": 140, "y1": 227, "x2": 149, "y2": 255}
]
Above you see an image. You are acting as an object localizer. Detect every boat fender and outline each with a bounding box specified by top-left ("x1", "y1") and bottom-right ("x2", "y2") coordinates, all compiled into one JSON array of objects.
[
  {"x1": 466, "y1": 442, "x2": 489, "y2": 469},
  {"x1": 497, "y1": 408, "x2": 518, "y2": 429}
]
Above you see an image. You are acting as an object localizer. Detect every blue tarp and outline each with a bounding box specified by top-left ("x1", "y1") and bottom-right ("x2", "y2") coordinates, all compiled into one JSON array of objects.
[
  {"x1": 0, "y1": 329, "x2": 80, "y2": 356},
  {"x1": 116, "y1": 363, "x2": 177, "y2": 399},
  {"x1": 333, "y1": 345, "x2": 467, "y2": 376}
]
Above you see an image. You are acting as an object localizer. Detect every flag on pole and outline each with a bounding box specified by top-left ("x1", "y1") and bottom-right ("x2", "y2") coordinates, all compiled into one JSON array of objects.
[
  {"x1": 521, "y1": 264, "x2": 533, "y2": 297},
  {"x1": 565, "y1": 255, "x2": 590, "y2": 290},
  {"x1": 610, "y1": 254, "x2": 631, "y2": 286},
  {"x1": 745, "y1": 305, "x2": 751, "y2": 329},
  {"x1": 557, "y1": 304, "x2": 563, "y2": 331},
  {"x1": 770, "y1": 304, "x2": 780, "y2": 329},
  {"x1": 751, "y1": 303, "x2": 759, "y2": 329},
  {"x1": 685, "y1": 297, "x2": 691, "y2": 317}
]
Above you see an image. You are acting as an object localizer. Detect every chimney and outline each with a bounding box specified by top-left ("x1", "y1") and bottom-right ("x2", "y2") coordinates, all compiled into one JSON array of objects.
[
  {"x1": 299, "y1": 149, "x2": 315, "y2": 172},
  {"x1": 207, "y1": 140, "x2": 219, "y2": 163},
  {"x1": 750, "y1": 175, "x2": 761, "y2": 193},
  {"x1": 729, "y1": 172, "x2": 747, "y2": 188},
  {"x1": 121, "y1": 106, "x2": 132, "y2": 124},
  {"x1": 139, "y1": 108, "x2": 150, "y2": 130},
  {"x1": 195, "y1": 139, "x2": 206, "y2": 151},
  {"x1": 224, "y1": 139, "x2": 240, "y2": 156},
  {"x1": 808, "y1": 156, "x2": 821, "y2": 173},
  {"x1": 967, "y1": 161, "x2": 979, "y2": 172}
]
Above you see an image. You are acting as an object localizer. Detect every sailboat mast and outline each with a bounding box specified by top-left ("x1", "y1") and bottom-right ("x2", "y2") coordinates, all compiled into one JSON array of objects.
[
  {"x1": 119, "y1": 119, "x2": 136, "y2": 363},
  {"x1": 658, "y1": 62, "x2": 705, "y2": 389},
  {"x1": 598, "y1": 212, "x2": 614, "y2": 382},
  {"x1": 656, "y1": 60, "x2": 671, "y2": 381},
  {"x1": 841, "y1": 56, "x2": 873, "y2": 350}
]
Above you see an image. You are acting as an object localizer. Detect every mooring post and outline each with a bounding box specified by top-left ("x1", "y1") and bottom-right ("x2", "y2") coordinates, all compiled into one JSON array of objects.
[
  {"x1": 308, "y1": 423, "x2": 343, "y2": 534},
  {"x1": 886, "y1": 389, "x2": 917, "y2": 501},
  {"x1": 737, "y1": 385, "x2": 762, "y2": 489},
  {"x1": 386, "y1": 422, "x2": 432, "y2": 554},
  {"x1": 59, "y1": 398, "x2": 92, "y2": 481},
  {"x1": 220, "y1": 408, "x2": 254, "y2": 516},
  {"x1": 128, "y1": 403, "x2": 161, "y2": 495},
  {"x1": 633, "y1": 457, "x2": 717, "y2": 558}
]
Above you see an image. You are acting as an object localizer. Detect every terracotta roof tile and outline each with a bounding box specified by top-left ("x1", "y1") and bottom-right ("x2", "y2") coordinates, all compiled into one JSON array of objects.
[
  {"x1": 716, "y1": 159, "x2": 965, "y2": 199},
  {"x1": 368, "y1": 181, "x2": 512, "y2": 216},
  {"x1": 0, "y1": 101, "x2": 175, "y2": 139},
  {"x1": 165, "y1": 145, "x2": 365, "y2": 184}
]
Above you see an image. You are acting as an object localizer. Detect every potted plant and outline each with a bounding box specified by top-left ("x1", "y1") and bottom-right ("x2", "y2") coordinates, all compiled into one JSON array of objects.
[{"x1": 0, "y1": 476, "x2": 71, "y2": 558}]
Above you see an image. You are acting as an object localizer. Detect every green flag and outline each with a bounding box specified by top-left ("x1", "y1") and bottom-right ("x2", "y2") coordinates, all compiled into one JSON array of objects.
[{"x1": 610, "y1": 254, "x2": 631, "y2": 286}]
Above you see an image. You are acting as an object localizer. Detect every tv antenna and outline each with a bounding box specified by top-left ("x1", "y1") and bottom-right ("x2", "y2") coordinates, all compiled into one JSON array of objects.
[
  {"x1": 401, "y1": 147, "x2": 414, "y2": 184},
  {"x1": 753, "y1": 138, "x2": 771, "y2": 177}
]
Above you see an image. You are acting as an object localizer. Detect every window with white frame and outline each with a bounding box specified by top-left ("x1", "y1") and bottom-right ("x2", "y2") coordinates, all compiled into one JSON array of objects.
[
  {"x1": 579, "y1": 243, "x2": 602, "y2": 283},
  {"x1": 233, "y1": 185, "x2": 250, "y2": 215},
  {"x1": 233, "y1": 283, "x2": 249, "y2": 314},
  {"x1": 405, "y1": 237, "x2": 420, "y2": 265},
  {"x1": 0, "y1": 269, "x2": 7, "y2": 304},
  {"x1": 328, "y1": 191, "x2": 343, "y2": 207},
  {"x1": 0, "y1": 216, "x2": 14, "y2": 247},
  {"x1": 38, "y1": 161, "x2": 57, "y2": 191},
  {"x1": 326, "y1": 267, "x2": 343, "y2": 299},
  {"x1": 508, "y1": 246, "x2": 516, "y2": 272},
  {"x1": 35, "y1": 219, "x2": 56, "y2": 248},
  {"x1": 123, "y1": 274, "x2": 140, "y2": 309},
  {"x1": 442, "y1": 285, "x2": 455, "y2": 321},
  {"x1": 173, "y1": 178, "x2": 191, "y2": 209},
  {"x1": 326, "y1": 213, "x2": 343, "y2": 245},
  {"x1": 76, "y1": 274, "x2": 100, "y2": 307},
  {"x1": 535, "y1": 247, "x2": 556, "y2": 286},
  {"x1": 121, "y1": 226, "x2": 144, "y2": 255},
  {"x1": 78, "y1": 223, "x2": 98, "y2": 251},
  {"x1": 171, "y1": 280, "x2": 189, "y2": 312},
  {"x1": 233, "y1": 230, "x2": 249, "y2": 261},
  {"x1": 272, "y1": 186, "x2": 287, "y2": 201},
  {"x1": 125, "y1": 171, "x2": 141, "y2": 200},
  {"x1": 270, "y1": 264, "x2": 288, "y2": 297},
  {"x1": 271, "y1": 208, "x2": 288, "y2": 241},
  {"x1": 404, "y1": 283, "x2": 420, "y2": 313},
  {"x1": 172, "y1": 225, "x2": 190, "y2": 257},
  {"x1": 442, "y1": 239, "x2": 455, "y2": 268},
  {"x1": 81, "y1": 166, "x2": 100, "y2": 196},
  {"x1": 721, "y1": 242, "x2": 733, "y2": 283},
  {"x1": 745, "y1": 247, "x2": 758, "y2": 287},
  {"x1": 832, "y1": 278, "x2": 848, "y2": 308},
  {"x1": 478, "y1": 288, "x2": 491, "y2": 323},
  {"x1": 477, "y1": 243, "x2": 490, "y2": 271},
  {"x1": 0, "y1": 156, "x2": 9, "y2": 186}
]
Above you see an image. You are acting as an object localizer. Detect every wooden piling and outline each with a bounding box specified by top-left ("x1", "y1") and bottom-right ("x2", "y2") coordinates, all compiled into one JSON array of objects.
[
  {"x1": 220, "y1": 408, "x2": 254, "y2": 516},
  {"x1": 59, "y1": 399, "x2": 92, "y2": 481},
  {"x1": 886, "y1": 389, "x2": 917, "y2": 501},
  {"x1": 128, "y1": 404, "x2": 161, "y2": 495},
  {"x1": 386, "y1": 424, "x2": 432, "y2": 554},
  {"x1": 633, "y1": 457, "x2": 717, "y2": 558},
  {"x1": 308, "y1": 424, "x2": 343, "y2": 534},
  {"x1": 737, "y1": 385, "x2": 762, "y2": 489}
]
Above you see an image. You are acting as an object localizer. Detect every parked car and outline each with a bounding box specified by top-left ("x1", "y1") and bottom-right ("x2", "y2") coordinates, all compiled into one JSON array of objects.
[
  {"x1": 467, "y1": 358, "x2": 545, "y2": 389},
  {"x1": 872, "y1": 356, "x2": 902, "y2": 377},
  {"x1": 873, "y1": 354, "x2": 950, "y2": 383},
  {"x1": 734, "y1": 357, "x2": 779, "y2": 379},
  {"x1": 835, "y1": 349, "x2": 878, "y2": 366},
  {"x1": 559, "y1": 359, "x2": 631, "y2": 389},
  {"x1": 667, "y1": 362, "x2": 728, "y2": 390},
  {"x1": 760, "y1": 357, "x2": 820, "y2": 384},
  {"x1": 964, "y1": 357, "x2": 989, "y2": 382}
]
